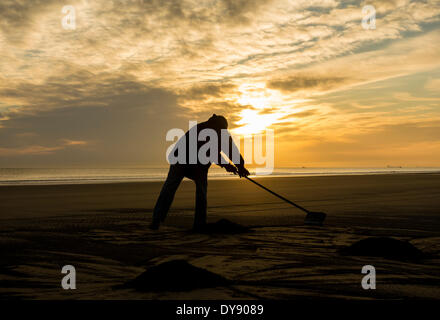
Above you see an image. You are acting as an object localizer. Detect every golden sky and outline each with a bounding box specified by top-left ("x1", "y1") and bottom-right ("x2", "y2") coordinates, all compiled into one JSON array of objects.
[{"x1": 0, "y1": 0, "x2": 439, "y2": 167}]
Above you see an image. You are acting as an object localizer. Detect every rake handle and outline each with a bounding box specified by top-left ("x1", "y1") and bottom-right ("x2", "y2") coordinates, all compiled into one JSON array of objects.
[{"x1": 245, "y1": 176, "x2": 310, "y2": 214}]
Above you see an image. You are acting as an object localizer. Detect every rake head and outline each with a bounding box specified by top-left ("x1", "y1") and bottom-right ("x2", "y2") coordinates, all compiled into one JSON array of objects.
[{"x1": 304, "y1": 211, "x2": 327, "y2": 226}]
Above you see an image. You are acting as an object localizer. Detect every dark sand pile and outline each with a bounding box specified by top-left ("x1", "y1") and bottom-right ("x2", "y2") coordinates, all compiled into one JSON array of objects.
[
  {"x1": 341, "y1": 237, "x2": 425, "y2": 260},
  {"x1": 195, "y1": 218, "x2": 250, "y2": 234},
  {"x1": 125, "y1": 260, "x2": 230, "y2": 292}
]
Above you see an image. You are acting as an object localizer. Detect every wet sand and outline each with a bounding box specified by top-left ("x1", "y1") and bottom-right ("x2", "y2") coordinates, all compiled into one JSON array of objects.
[{"x1": 1, "y1": 174, "x2": 440, "y2": 299}]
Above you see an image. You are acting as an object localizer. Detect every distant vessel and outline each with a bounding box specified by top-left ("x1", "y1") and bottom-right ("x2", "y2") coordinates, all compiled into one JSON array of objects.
[{"x1": 387, "y1": 165, "x2": 402, "y2": 168}]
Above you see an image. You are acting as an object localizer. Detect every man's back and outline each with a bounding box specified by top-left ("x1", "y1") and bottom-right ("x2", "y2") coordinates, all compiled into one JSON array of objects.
[{"x1": 169, "y1": 115, "x2": 241, "y2": 175}]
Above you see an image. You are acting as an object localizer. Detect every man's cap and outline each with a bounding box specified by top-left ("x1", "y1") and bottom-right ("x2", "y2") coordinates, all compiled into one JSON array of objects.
[{"x1": 208, "y1": 114, "x2": 228, "y2": 129}]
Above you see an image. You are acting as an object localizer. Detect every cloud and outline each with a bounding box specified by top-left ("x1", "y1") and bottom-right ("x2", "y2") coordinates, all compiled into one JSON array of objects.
[
  {"x1": 219, "y1": 0, "x2": 274, "y2": 24},
  {"x1": 275, "y1": 120, "x2": 440, "y2": 166},
  {"x1": 0, "y1": 145, "x2": 63, "y2": 156},
  {"x1": 258, "y1": 107, "x2": 281, "y2": 115},
  {"x1": 0, "y1": 70, "x2": 189, "y2": 166},
  {"x1": 394, "y1": 92, "x2": 440, "y2": 102},
  {"x1": 425, "y1": 78, "x2": 440, "y2": 92},
  {"x1": 62, "y1": 139, "x2": 89, "y2": 146},
  {"x1": 279, "y1": 109, "x2": 318, "y2": 119},
  {"x1": 0, "y1": 138, "x2": 89, "y2": 156},
  {"x1": 0, "y1": 0, "x2": 60, "y2": 42},
  {"x1": 0, "y1": 70, "x2": 178, "y2": 114},
  {"x1": 1, "y1": 0, "x2": 440, "y2": 166},
  {"x1": 267, "y1": 75, "x2": 348, "y2": 94},
  {"x1": 179, "y1": 82, "x2": 237, "y2": 100}
]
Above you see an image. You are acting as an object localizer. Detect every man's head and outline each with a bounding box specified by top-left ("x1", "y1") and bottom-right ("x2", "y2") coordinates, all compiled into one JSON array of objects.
[{"x1": 207, "y1": 114, "x2": 228, "y2": 130}]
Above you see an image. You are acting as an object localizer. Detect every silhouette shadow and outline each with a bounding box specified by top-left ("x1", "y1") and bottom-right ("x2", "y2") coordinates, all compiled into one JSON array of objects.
[{"x1": 193, "y1": 219, "x2": 251, "y2": 234}]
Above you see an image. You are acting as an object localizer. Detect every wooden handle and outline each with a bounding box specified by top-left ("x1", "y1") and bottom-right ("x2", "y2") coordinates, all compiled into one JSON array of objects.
[{"x1": 245, "y1": 176, "x2": 310, "y2": 214}]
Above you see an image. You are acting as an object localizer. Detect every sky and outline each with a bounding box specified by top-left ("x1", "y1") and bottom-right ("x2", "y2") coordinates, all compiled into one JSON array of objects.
[{"x1": 0, "y1": 0, "x2": 439, "y2": 168}]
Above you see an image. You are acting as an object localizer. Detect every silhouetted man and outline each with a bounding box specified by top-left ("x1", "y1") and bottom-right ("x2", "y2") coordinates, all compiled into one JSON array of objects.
[{"x1": 150, "y1": 114, "x2": 249, "y2": 231}]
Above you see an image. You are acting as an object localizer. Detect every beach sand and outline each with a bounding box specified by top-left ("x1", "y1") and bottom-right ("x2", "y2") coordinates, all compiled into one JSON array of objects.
[{"x1": 1, "y1": 174, "x2": 440, "y2": 299}]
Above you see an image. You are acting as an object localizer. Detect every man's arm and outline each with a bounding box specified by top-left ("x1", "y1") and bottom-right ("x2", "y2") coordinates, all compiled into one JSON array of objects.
[{"x1": 218, "y1": 131, "x2": 249, "y2": 177}]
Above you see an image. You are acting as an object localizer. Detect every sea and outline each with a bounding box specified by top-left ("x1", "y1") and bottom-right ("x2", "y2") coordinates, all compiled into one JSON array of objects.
[{"x1": 0, "y1": 167, "x2": 439, "y2": 186}]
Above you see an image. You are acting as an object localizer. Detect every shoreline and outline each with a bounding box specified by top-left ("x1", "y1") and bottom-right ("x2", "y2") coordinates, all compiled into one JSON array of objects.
[
  {"x1": 1, "y1": 170, "x2": 439, "y2": 187},
  {"x1": 1, "y1": 173, "x2": 440, "y2": 228}
]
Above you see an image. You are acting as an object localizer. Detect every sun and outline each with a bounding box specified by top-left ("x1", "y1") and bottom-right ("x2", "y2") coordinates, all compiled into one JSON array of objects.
[
  {"x1": 233, "y1": 109, "x2": 279, "y2": 135},
  {"x1": 231, "y1": 83, "x2": 282, "y2": 135}
]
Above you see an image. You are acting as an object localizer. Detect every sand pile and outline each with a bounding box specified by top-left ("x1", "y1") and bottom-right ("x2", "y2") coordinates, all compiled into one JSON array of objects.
[
  {"x1": 341, "y1": 237, "x2": 424, "y2": 260},
  {"x1": 125, "y1": 260, "x2": 230, "y2": 291}
]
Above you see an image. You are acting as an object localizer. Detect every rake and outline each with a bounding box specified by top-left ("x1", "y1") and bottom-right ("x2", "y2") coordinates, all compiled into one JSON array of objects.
[{"x1": 245, "y1": 176, "x2": 327, "y2": 226}]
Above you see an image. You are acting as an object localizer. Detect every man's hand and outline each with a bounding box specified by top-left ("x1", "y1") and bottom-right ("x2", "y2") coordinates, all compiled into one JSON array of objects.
[
  {"x1": 237, "y1": 165, "x2": 250, "y2": 178},
  {"x1": 223, "y1": 164, "x2": 238, "y2": 174}
]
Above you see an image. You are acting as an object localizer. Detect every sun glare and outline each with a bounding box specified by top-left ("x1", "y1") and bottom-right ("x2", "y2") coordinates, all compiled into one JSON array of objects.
[
  {"x1": 236, "y1": 83, "x2": 270, "y2": 109},
  {"x1": 229, "y1": 83, "x2": 312, "y2": 135},
  {"x1": 233, "y1": 109, "x2": 279, "y2": 135},
  {"x1": 231, "y1": 83, "x2": 283, "y2": 135}
]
